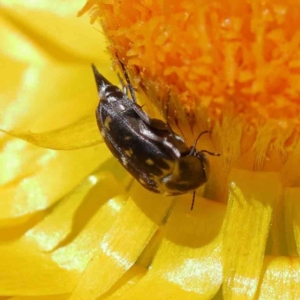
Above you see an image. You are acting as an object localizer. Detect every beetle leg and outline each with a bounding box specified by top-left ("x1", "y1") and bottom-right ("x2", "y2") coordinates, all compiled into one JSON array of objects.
[
  {"x1": 189, "y1": 130, "x2": 211, "y2": 155},
  {"x1": 117, "y1": 55, "x2": 138, "y2": 103},
  {"x1": 191, "y1": 191, "x2": 196, "y2": 210},
  {"x1": 199, "y1": 150, "x2": 221, "y2": 156},
  {"x1": 116, "y1": 55, "x2": 171, "y2": 132},
  {"x1": 116, "y1": 72, "x2": 126, "y2": 93},
  {"x1": 164, "y1": 91, "x2": 175, "y2": 132},
  {"x1": 122, "y1": 85, "x2": 138, "y2": 98}
]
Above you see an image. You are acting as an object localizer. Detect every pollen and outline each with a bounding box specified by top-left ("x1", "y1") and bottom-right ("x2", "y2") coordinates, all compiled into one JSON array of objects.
[
  {"x1": 79, "y1": 0, "x2": 300, "y2": 131},
  {"x1": 80, "y1": 0, "x2": 300, "y2": 173}
]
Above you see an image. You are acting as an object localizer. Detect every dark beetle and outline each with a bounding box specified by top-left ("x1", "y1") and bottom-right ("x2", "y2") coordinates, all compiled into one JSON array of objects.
[{"x1": 92, "y1": 61, "x2": 219, "y2": 209}]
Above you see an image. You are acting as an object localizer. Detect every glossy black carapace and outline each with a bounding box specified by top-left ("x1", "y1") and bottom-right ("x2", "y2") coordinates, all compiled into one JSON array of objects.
[{"x1": 92, "y1": 62, "x2": 219, "y2": 209}]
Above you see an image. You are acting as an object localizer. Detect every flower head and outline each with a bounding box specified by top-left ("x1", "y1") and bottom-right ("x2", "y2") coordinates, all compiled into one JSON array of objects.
[{"x1": 0, "y1": 0, "x2": 300, "y2": 300}]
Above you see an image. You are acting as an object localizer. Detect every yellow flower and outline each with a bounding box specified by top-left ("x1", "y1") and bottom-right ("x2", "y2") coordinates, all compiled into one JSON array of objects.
[
  {"x1": 79, "y1": 1, "x2": 300, "y2": 299},
  {"x1": 1, "y1": 1, "x2": 300, "y2": 300}
]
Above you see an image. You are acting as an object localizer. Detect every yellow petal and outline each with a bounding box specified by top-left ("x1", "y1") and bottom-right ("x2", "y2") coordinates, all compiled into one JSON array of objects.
[
  {"x1": 222, "y1": 169, "x2": 280, "y2": 299},
  {"x1": 103, "y1": 265, "x2": 147, "y2": 300},
  {"x1": 284, "y1": 188, "x2": 300, "y2": 256},
  {"x1": 0, "y1": 4, "x2": 117, "y2": 138},
  {"x1": 11, "y1": 296, "x2": 68, "y2": 300},
  {"x1": 51, "y1": 179, "x2": 127, "y2": 272},
  {"x1": 0, "y1": 61, "x2": 107, "y2": 132},
  {"x1": 70, "y1": 183, "x2": 174, "y2": 300},
  {"x1": 0, "y1": 239, "x2": 78, "y2": 295},
  {"x1": 24, "y1": 171, "x2": 118, "y2": 252},
  {"x1": 0, "y1": 3, "x2": 108, "y2": 63},
  {"x1": 116, "y1": 196, "x2": 225, "y2": 300},
  {"x1": 258, "y1": 256, "x2": 300, "y2": 299},
  {"x1": 0, "y1": 142, "x2": 108, "y2": 226}
]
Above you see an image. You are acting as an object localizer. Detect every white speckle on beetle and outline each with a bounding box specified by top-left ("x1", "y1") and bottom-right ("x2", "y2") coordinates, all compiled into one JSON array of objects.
[
  {"x1": 119, "y1": 104, "x2": 126, "y2": 111},
  {"x1": 104, "y1": 116, "x2": 112, "y2": 131},
  {"x1": 139, "y1": 178, "x2": 146, "y2": 185},
  {"x1": 146, "y1": 158, "x2": 154, "y2": 165},
  {"x1": 120, "y1": 156, "x2": 128, "y2": 166},
  {"x1": 125, "y1": 149, "x2": 133, "y2": 157}
]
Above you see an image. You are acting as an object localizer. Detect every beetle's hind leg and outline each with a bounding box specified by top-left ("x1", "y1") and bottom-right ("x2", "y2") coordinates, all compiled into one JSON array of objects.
[{"x1": 117, "y1": 72, "x2": 139, "y2": 98}]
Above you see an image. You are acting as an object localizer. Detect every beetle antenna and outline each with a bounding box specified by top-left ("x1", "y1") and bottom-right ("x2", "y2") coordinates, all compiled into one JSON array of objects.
[
  {"x1": 189, "y1": 130, "x2": 211, "y2": 155},
  {"x1": 116, "y1": 54, "x2": 137, "y2": 103}
]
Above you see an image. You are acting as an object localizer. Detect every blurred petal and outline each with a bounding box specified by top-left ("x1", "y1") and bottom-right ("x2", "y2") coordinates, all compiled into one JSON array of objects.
[
  {"x1": 0, "y1": 2, "x2": 108, "y2": 63},
  {"x1": 0, "y1": 60, "x2": 94, "y2": 131},
  {"x1": 0, "y1": 4, "x2": 117, "y2": 148},
  {"x1": 1, "y1": 115, "x2": 102, "y2": 150},
  {"x1": 0, "y1": 0, "x2": 85, "y2": 16}
]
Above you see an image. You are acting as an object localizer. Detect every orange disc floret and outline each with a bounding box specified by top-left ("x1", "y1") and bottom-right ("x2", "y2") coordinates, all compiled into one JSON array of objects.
[{"x1": 80, "y1": 0, "x2": 300, "y2": 128}]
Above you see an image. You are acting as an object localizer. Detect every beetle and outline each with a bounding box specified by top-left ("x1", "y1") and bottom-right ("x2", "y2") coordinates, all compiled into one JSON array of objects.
[{"x1": 92, "y1": 60, "x2": 220, "y2": 209}]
